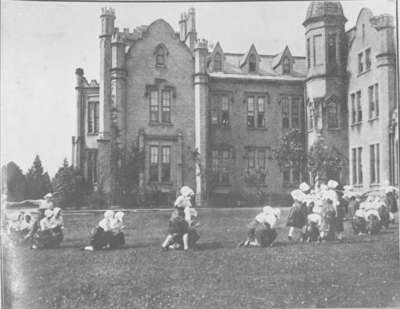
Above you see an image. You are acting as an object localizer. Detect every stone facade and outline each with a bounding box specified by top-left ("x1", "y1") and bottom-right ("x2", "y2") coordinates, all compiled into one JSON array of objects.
[{"x1": 72, "y1": 1, "x2": 397, "y2": 206}]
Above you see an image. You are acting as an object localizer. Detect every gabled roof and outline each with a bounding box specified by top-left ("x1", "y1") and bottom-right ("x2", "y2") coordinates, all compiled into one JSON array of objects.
[
  {"x1": 272, "y1": 46, "x2": 293, "y2": 69},
  {"x1": 239, "y1": 44, "x2": 260, "y2": 67}
]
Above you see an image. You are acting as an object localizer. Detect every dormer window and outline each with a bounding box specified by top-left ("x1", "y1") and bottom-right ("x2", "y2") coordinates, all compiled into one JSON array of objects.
[
  {"x1": 249, "y1": 54, "x2": 257, "y2": 72},
  {"x1": 214, "y1": 53, "x2": 222, "y2": 72},
  {"x1": 156, "y1": 47, "x2": 165, "y2": 66},
  {"x1": 283, "y1": 57, "x2": 290, "y2": 74}
]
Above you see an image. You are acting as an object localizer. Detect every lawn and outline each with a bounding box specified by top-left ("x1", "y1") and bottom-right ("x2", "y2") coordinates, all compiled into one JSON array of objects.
[{"x1": 3, "y1": 208, "x2": 400, "y2": 309}]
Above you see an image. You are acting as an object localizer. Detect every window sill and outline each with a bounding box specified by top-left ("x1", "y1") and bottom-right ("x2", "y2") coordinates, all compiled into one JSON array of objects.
[
  {"x1": 368, "y1": 117, "x2": 379, "y2": 122},
  {"x1": 87, "y1": 132, "x2": 99, "y2": 136},
  {"x1": 369, "y1": 183, "x2": 380, "y2": 187},
  {"x1": 353, "y1": 184, "x2": 363, "y2": 188},
  {"x1": 149, "y1": 122, "x2": 174, "y2": 127},
  {"x1": 357, "y1": 69, "x2": 371, "y2": 77},
  {"x1": 350, "y1": 122, "x2": 362, "y2": 127},
  {"x1": 247, "y1": 127, "x2": 268, "y2": 131}
]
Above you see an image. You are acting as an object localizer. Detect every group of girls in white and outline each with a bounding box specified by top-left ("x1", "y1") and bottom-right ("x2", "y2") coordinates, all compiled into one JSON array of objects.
[
  {"x1": 84, "y1": 210, "x2": 125, "y2": 251},
  {"x1": 4, "y1": 181, "x2": 398, "y2": 251},
  {"x1": 7, "y1": 202, "x2": 64, "y2": 249}
]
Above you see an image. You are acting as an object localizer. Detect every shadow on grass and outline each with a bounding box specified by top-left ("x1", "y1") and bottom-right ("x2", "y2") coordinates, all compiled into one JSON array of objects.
[{"x1": 194, "y1": 241, "x2": 224, "y2": 251}]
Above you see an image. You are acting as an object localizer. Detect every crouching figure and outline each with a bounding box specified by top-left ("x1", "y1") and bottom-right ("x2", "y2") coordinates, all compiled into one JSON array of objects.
[
  {"x1": 239, "y1": 206, "x2": 280, "y2": 248},
  {"x1": 85, "y1": 210, "x2": 116, "y2": 251},
  {"x1": 32, "y1": 208, "x2": 64, "y2": 249},
  {"x1": 303, "y1": 213, "x2": 322, "y2": 242}
]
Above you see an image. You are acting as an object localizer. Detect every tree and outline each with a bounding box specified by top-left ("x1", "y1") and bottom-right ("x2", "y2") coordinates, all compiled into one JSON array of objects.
[
  {"x1": 2, "y1": 162, "x2": 27, "y2": 202},
  {"x1": 307, "y1": 138, "x2": 347, "y2": 182},
  {"x1": 25, "y1": 155, "x2": 52, "y2": 199},
  {"x1": 52, "y1": 158, "x2": 87, "y2": 209}
]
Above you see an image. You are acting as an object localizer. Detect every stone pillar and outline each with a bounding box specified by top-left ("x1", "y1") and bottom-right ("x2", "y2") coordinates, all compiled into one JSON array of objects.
[
  {"x1": 74, "y1": 68, "x2": 85, "y2": 170},
  {"x1": 138, "y1": 129, "x2": 145, "y2": 189},
  {"x1": 176, "y1": 130, "x2": 184, "y2": 188},
  {"x1": 193, "y1": 39, "x2": 209, "y2": 207}
]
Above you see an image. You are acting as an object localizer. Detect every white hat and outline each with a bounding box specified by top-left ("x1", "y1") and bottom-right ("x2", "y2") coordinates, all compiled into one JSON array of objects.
[
  {"x1": 273, "y1": 208, "x2": 281, "y2": 219},
  {"x1": 115, "y1": 211, "x2": 124, "y2": 221},
  {"x1": 263, "y1": 206, "x2": 274, "y2": 214},
  {"x1": 44, "y1": 209, "x2": 53, "y2": 218},
  {"x1": 327, "y1": 180, "x2": 338, "y2": 189},
  {"x1": 44, "y1": 193, "x2": 53, "y2": 199},
  {"x1": 299, "y1": 182, "x2": 311, "y2": 192},
  {"x1": 180, "y1": 186, "x2": 194, "y2": 197},
  {"x1": 104, "y1": 210, "x2": 114, "y2": 219},
  {"x1": 291, "y1": 189, "x2": 305, "y2": 202},
  {"x1": 343, "y1": 185, "x2": 352, "y2": 191}
]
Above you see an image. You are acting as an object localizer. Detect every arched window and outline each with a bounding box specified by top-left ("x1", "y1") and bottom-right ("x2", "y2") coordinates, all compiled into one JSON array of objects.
[
  {"x1": 156, "y1": 46, "x2": 165, "y2": 66},
  {"x1": 214, "y1": 53, "x2": 222, "y2": 72},
  {"x1": 249, "y1": 54, "x2": 257, "y2": 72},
  {"x1": 327, "y1": 101, "x2": 339, "y2": 129},
  {"x1": 283, "y1": 57, "x2": 290, "y2": 74}
]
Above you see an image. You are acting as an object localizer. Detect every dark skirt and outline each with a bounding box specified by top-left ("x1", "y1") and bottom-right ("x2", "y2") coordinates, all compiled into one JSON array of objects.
[
  {"x1": 168, "y1": 217, "x2": 189, "y2": 236},
  {"x1": 170, "y1": 228, "x2": 200, "y2": 249},
  {"x1": 347, "y1": 200, "x2": 360, "y2": 218},
  {"x1": 286, "y1": 203, "x2": 307, "y2": 228},
  {"x1": 33, "y1": 229, "x2": 63, "y2": 249},
  {"x1": 254, "y1": 224, "x2": 277, "y2": 247},
  {"x1": 90, "y1": 227, "x2": 113, "y2": 250},
  {"x1": 366, "y1": 214, "x2": 381, "y2": 235},
  {"x1": 385, "y1": 193, "x2": 398, "y2": 213},
  {"x1": 378, "y1": 206, "x2": 390, "y2": 228},
  {"x1": 109, "y1": 232, "x2": 125, "y2": 249},
  {"x1": 352, "y1": 216, "x2": 366, "y2": 234}
]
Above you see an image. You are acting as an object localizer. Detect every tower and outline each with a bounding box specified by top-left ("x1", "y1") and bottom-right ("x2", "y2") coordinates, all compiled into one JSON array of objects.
[
  {"x1": 303, "y1": 1, "x2": 348, "y2": 183},
  {"x1": 97, "y1": 7, "x2": 115, "y2": 196},
  {"x1": 73, "y1": 67, "x2": 85, "y2": 169}
]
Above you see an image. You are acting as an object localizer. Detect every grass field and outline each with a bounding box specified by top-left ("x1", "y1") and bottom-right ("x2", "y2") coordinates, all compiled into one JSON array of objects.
[{"x1": 3, "y1": 208, "x2": 400, "y2": 309}]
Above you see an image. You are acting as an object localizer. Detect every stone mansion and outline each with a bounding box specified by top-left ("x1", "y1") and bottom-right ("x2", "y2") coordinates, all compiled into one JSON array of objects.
[{"x1": 72, "y1": 1, "x2": 398, "y2": 206}]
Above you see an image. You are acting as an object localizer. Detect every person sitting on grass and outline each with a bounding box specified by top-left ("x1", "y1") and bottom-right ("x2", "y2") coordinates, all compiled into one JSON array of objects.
[
  {"x1": 48, "y1": 207, "x2": 64, "y2": 244},
  {"x1": 109, "y1": 211, "x2": 126, "y2": 249},
  {"x1": 287, "y1": 189, "x2": 307, "y2": 241},
  {"x1": 84, "y1": 210, "x2": 114, "y2": 251},
  {"x1": 161, "y1": 208, "x2": 190, "y2": 251},
  {"x1": 32, "y1": 209, "x2": 57, "y2": 249},
  {"x1": 238, "y1": 206, "x2": 281, "y2": 248}
]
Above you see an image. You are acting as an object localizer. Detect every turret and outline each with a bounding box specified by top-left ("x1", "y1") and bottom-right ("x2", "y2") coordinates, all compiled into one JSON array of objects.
[
  {"x1": 73, "y1": 68, "x2": 85, "y2": 169},
  {"x1": 303, "y1": 1, "x2": 348, "y2": 183},
  {"x1": 179, "y1": 8, "x2": 197, "y2": 50}
]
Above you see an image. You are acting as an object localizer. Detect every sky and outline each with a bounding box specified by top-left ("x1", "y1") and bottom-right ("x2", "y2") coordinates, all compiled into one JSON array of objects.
[{"x1": 1, "y1": 0, "x2": 396, "y2": 177}]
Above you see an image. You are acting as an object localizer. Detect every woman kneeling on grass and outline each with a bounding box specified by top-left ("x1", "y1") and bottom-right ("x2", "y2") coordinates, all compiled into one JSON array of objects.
[
  {"x1": 109, "y1": 211, "x2": 126, "y2": 249},
  {"x1": 238, "y1": 206, "x2": 281, "y2": 248},
  {"x1": 32, "y1": 209, "x2": 63, "y2": 249},
  {"x1": 84, "y1": 210, "x2": 115, "y2": 251}
]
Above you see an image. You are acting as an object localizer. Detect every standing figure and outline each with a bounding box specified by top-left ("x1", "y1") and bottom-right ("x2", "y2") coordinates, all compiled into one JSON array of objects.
[
  {"x1": 326, "y1": 180, "x2": 344, "y2": 240},
  {"x1": 286, "y1": 189, "x2": 307, "y2": 241}
]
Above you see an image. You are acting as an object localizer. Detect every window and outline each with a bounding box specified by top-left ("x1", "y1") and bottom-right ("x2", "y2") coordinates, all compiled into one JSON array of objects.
[
  {"x1": 327, "y1": 101, "x2": 339, "y2": 129},
  {"x1": 358, "y1": 147, "x2": 363, "y2": 184},
  {"x1": 283, "y1": 57, "x2": 290, "y2": 74},
  {"x1": 365, "y1": 48, "x2": 371, "y2": 71},
  {"x1": 211, "y1": 149, "x2": 232, "y2": 185},
  {"x1": 308, "y1": 106, "x2": 314, "y2": 130},
  {"x1": 375, "y1": 84, "x2": 379, "y2": 117},
  {"x1": 327, "y1": 33, "x2": 337, "y2": 66},
  {"x1": 291, "y1": 97, "x2": 300, "y2": 129},
  {"x1": 247, "y1": 96, "x2": 255, "y2": 128},
  {"x1": 88, "y1": 102, "x2": 99, "y2": 134},
  {"x1": 281, "y1": 96, "x2": 302, "y2": 129},
  {"x1": 221, "y1": 96, "x2": 230, "y2": 127},
  {"x1": 246, "y1": 148, "x2": 267, "y2": 184},
  {"x1": 214, "y1": 53, "x2": 222, "y2": 72},
  {"x1": 283, "y1": 164, "x2": 301, "y2": 186},
  {"x1": 148, "y1": 86, "x2": 174, "y2": 124},
  {"x1": 282, "y1": 97, "x2": 290, "y2": 129},
  {"x1": 87, "y1": 150, "x2": 97, "y2": 185},
  {"x1": 150, "y1": 90, "x2": 159, "y2": 122},
  {"x1": 149, "y1": 146, "x2": 159, "y2": 182},
  {"x1": 257, "y1": 97, "x2": 265, "y2": 128},
  {"x1": 307, "y1": 38, "x2": 311, "y2": 68},
  {"x1": 149, "y1": 145, "x2": 171, "y2": 183},
  {"x1": 362, "y1": 24, "x2": 365, "y2": 41},
  {"x1": 356, "y1": 91, "x2": 362, "y2": 122},
  {"x1": 358, "y1": 53, "x2": 363, "y2": 73},
  {"x1": 352, "y1": 147, "x2": 363, "y2": 185},
  {"x1": 161, "y1": 90, "x2": 171, "y2": 123},
  {"x1": 156, "y1": 46, "x2": 165, "y2": 66},
  {"x1": 368, "y1": 86, "x2": 374, "y2": 119},
  {"x1": 313, "y1": 34, "x2": 323, "y2": 66},
  {"x1": 211, "y1": 94, "x2": 231, "y2": 128},
  {"x1": 249, "y1": 54, "x2": 257, "y2": 72},
  {"x1": 161, "y1": 146, "x2": 171, "y2": 182},
  {"x1": 370, "y1": 144, "x2": 380, "y2": 184},
  {"x1": 351, "y1": 93, "x2": 356, "y2": 124}
]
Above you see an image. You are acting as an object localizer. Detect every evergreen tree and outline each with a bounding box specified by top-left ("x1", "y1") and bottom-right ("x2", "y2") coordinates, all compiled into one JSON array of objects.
[
  {"x1": 25, "y1": 155, "x2": 52, "y2": 199},
  {"x1": 2, "y1": 162, "x2": 27, "y2": 202},
  {"x1": 52, "y1": 158, "x2": 87, "y2": 208}
]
